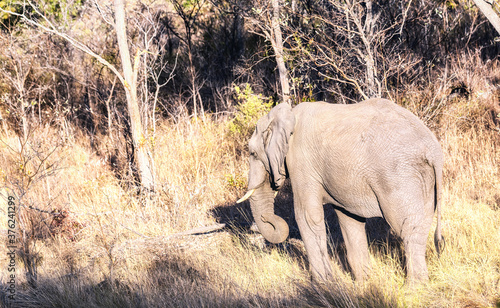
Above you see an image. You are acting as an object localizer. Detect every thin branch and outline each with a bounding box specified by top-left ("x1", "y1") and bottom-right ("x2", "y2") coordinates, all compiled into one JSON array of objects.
[
  {"x1": 0, "y1": 3, "x2": 126, "y2": 88},
  {"x1": 93, "y1": 0, "x2": 114, "y2": 26},
  {"x1": 399, "y1": 0, "x2": 413, "y2": 37}
]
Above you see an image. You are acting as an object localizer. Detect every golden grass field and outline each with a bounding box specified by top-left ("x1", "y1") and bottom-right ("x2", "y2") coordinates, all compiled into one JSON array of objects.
[{"x1": 1, "y1": 69, "x2": 500, "y2": 306}]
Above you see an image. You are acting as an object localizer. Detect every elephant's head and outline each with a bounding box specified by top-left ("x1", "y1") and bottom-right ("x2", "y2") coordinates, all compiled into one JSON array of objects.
[{"x1": 237, "y1": 103, "x2": 295, "y2": 244}]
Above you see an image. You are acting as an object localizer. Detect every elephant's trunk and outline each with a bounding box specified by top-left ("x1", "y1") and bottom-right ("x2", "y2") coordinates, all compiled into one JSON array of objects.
[{"x1": 249, "y1": 186, "x2": 289, "y2": 244}]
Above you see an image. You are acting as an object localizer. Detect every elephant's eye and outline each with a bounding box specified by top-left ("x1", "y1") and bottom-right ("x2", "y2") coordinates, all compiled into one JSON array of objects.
[{"x1": 250, "y1": 151, "x2": 257, "y2": 157}]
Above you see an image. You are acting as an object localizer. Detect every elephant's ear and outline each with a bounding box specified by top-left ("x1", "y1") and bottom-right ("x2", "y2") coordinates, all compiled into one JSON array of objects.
[{"x1": 264, "y1": 103, "x2": 295, "y2": 190}]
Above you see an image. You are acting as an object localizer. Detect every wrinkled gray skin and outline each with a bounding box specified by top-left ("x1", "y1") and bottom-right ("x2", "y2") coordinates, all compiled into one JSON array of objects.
[{"x1": 241, "y1": 99, "x2": 444, "y2": 284}]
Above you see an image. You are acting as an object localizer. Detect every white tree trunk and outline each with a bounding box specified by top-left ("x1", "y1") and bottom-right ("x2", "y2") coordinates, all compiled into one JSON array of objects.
[
  {"x1": 364, "y1": 1, "x2": 377, "y2": 97},
  {"x1": 271, "y1": 0, "x2": 291, "y2": 104},
  {"x1": 472, "y1": 0, "x2": 500, "y2": 35},
  {"x1": 114, "y1": 0, "x2": 154, "y2": 191}
]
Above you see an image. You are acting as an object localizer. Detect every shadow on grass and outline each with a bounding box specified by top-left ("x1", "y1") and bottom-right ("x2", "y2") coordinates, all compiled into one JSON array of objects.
[
  {"x1": 0, "y1": 251, "x2": 400, "y2": 308},
  {"x1": 0, "y1": 252, "x2": 305, "y2": 308},
  {"x1": 211, "y1": 179, "x2": 405, "y2": 280}
]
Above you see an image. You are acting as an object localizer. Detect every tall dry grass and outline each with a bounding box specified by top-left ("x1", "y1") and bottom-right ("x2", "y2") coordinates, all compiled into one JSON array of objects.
[{"x1": 1, "y1": 56, "x2": 500, "y2": 307}]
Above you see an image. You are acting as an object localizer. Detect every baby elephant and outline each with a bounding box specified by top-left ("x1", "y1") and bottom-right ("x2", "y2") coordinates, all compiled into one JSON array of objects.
[{"x1": 238, "y1": 99, "x2": 444, "y2": 284}]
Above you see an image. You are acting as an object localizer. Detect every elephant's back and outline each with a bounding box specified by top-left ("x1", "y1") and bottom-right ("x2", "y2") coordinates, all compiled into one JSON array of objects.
[
  {"x1": 293, "y1": 99, "x2": 442, "y2": 166},
  {"x1": 293, "y1": 99, "x2": 416, "y2": 123},
  {"x1": 293, "y1": 99, "x2": 430, "y2": 138}
]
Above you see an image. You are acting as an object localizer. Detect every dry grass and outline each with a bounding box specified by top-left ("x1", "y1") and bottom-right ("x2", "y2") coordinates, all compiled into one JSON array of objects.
[{"x1": 1, "y1": 59, "x2": 500, "y2": 307}]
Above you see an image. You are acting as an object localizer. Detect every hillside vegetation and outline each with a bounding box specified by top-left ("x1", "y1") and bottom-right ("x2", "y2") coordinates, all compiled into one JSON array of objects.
[{"x1": 0, "y1": 0, "x2": 499, "y2": 307}]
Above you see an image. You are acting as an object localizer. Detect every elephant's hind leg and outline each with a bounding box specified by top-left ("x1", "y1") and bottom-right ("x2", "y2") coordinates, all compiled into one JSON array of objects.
[
  {"x1": 402, "y1": 224, "x2": 432, "y2": 284},
  {"x1": 336, "y1": 209, "x2": 371, "y2": 281},
  {"x1": 378, "y1": 188, "x2": 434, "y2": 284}
]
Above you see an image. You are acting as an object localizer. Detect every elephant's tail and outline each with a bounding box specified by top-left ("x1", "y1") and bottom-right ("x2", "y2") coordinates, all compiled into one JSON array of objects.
[{"x1": 433, "y1": 160, "x2": 445, "y2": 257}]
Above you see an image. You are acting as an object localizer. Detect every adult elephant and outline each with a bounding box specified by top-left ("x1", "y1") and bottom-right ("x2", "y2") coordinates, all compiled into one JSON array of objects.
[{"x1": 237, "y1": 99, "x2": 444, "y2": 284}]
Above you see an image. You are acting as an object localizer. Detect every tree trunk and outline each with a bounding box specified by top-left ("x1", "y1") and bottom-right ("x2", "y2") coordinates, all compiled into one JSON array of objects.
[
  {"x1": 114, "y1": 0, "x2": 154, "y2": 191},
  {"x1": 271, "y1": 0, "x2": 291, "y2": 104},
  {"x1": 364, "y1": 1, "x2": 378, "y2": 97},
  {"x1": 472, "y1": 0, "x2": 500, "y2": 35}
]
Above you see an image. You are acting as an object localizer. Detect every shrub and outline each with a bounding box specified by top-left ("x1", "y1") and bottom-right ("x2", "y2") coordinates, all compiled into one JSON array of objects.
[{"x1": 227, "y1": 84, "x2": 273, "y2": 151}]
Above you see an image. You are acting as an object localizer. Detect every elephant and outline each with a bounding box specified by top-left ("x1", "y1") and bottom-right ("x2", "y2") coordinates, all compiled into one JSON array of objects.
[{"x1": 237, "y1": 98, "x2": 444, "y2": 284}]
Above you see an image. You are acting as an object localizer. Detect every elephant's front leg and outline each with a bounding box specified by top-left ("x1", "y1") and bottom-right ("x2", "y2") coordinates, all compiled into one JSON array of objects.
[{"x1": 294, "y1": 192, "x2": 332, "y2": 281}]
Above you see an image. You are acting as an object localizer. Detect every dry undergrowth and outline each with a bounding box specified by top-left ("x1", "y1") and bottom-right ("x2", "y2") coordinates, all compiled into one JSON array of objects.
[{"x1": 1, "y1": 60, "x2": 499, "y2": 307}]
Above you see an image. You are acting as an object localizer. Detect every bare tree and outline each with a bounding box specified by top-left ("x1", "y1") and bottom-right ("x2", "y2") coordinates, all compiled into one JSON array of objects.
[
  {"x1": 312, "y1": 0, "x2": 384, "y2": 99},
  {"x1": 1, "y1": 0, "x2": 155, "y2": 191},
  {"x1": 1, "y1": 41, "x2": 32, "y2": 138},
  {"x1": 244, "y1": 0, "x2": 292, "y2": 103},
  {"x1": 271, "y1": 0, "x2": 291, "y2": 104},
  {"x1": 114, "y1": 0, "x2": 154, "y2": 190},
  {"x1": 281, "y1": 0, "x2": 419, "y2": 102},
  {"x1": 169, "y1": 0, "x2": 206, "y2": 118}
]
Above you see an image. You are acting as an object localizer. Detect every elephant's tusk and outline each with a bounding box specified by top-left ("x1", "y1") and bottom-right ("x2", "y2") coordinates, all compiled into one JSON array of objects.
[
  {"x1": 236, "y1": 189, "x2": 255, "y2": 203},
  {"x1": 274, "y1": 191, "x2": 278, "y2": 198}
]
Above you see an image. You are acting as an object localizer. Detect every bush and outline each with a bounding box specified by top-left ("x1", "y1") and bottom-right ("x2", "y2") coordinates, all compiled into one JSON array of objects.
[{"x1": 227, "y1": 84, "x2": 273, "y2": 151}]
